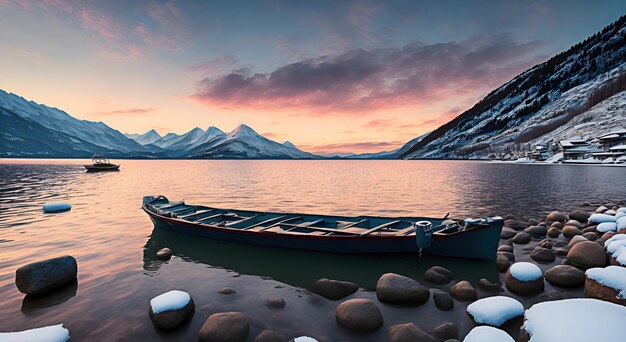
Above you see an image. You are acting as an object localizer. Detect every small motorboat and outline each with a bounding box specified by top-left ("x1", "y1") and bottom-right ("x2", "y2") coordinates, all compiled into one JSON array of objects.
[
  {"x1": 84, "y1": 153, "x2": 120, "y2": 172},
  {"x1": 142, "y1": 195, "x2": 503, "y2": 260}
]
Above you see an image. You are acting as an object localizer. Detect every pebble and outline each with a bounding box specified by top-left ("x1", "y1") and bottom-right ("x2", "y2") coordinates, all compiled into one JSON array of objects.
[
  {"x1": 335, "y1": 298, "x2": 383, "y2": 332},
  {"x1": 198, "y1": 312, "x2": 249, "y2": 342},
  {"x1": 432, "y1": 289, "x2": 454, "y2": 311},
  {"x1": 448, "y1": 280, "x2": 477, "y2": 301},
  {"x1": 423, "y1": 266, "x2": 453, "y2": 284},
  {"x1": 376, "y1": 273, "x2": 430, "y2": 305}
]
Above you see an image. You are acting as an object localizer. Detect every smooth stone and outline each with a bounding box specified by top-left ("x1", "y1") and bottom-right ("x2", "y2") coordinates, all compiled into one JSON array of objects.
[
  {"x1": 376, "y1": 273, "x2": 430, "y2": 305},
  {"x1": 156, "y1": 247, "x2": 172, "y2": 260},
  {"x1": 218, "y1": 288, "x2": 236, "y2": 295},
  {"x1": 432, "y1": 289, "x2": 454, "y2": 311},
  {"x1": 198, "y1": 312, "x2": 249, "y2": 342},
  {"x1": 500, "y1": 228, "x2": 517, "y2": 239},
  {"x1": 584, "y1": 268, "x2": 626, "y2": 306},
  {"x1": 42, "y1": 201, "x2": 71, "y2": 213},
  {"x1": 554, "y1": 247, "x2": 569, "y2": 256},
  {"x1": 433, "y1": 322, "x2": 458, "y2": 341},
  {"x1": 537, "y1": 290, "x2": 567, "y2": 302},
  {"x1": 512, "y1": 232, "x2": 531, "y2": 244},
  {"x1": 563, "y1": 226, "x2": 583, "y2": 238},
  {"x1": 566, "y1": 220, "x2": 584, "y2": 228},
  {"x1": 388, "y1": 323, "x2": 437, "y2": 342},
  {"x1": 310, "y1": 278, "x2": 358, "y2": 300},
  {"x1": 255, "y1": 329, "x2": 283, "y2": 342},
  {"x1": 478, "y1": 278, "x2": 502, "y2": 292},
  {"x1": 547, "y1": 211, "x2": 568, "y2": 223},
  {"x1": 566, "y1": 241, "x2": 607, "y2": 269},
  {"x1": 448, "y1": 280, "x2": 477, "y2": 301},
  {"x1": 505, "y1": 269, "x2": 544, "y2": 295},
  {"x1": 601, "y1": 232, "x2": 617, "y2": 243},
  {"x1": 595, "y1": 206, "x2": 609, "y2": 213},
  {"x1": 424, "y1": 266, "x2": 453, "y2": 284},
  {"x1": 498, "y1": 245, "x2": 513, "y2": 253},
  {"x1": 570, "y1": 210, "x2": 590, "y2": 223},
  {"x1": 544, "y1": 265, "x2": 585, "y2": 287},
  {"x1": 547, "y1": 227, "x2": 560, "y2": 238},
  {"x1": 149, "y1": 296, "x2": 195, "y2": 331},
  {"x1": 550, "y1": 222, "x2": 563, "y2": 229},
  {"x1": 538, "y1": 240, "x2": 552, "y2": 249},
  {"x1": 497, "y1": 251, "x2": 515, "y2": 262},
  {"x1": 525, "y1": 225, "x2": 547, "y2": 237},
  {"x1": 504, "y1": 219, "x2": 528, "y2": 230},
  {"x1": 528, "y1": 218, "x2": 540, "y2": 226},
  {"x1": 335, "y1": 298, "x2": 383, "y2": 332},
  {"x1": 530, "y1": 247, "x2": 556, "y2": 262},
  {"x1": 15, "y1": 256, "x2": 78, "y2": 296},
  {"x1": 496, "y1": 254, "x2": 511, "y2": 273},
  {"x1": 266, "y1": 296, "x2": 285, "y2": 309},
  {"x1": 568, "y1": 235, "x2": 587, "y2": 247},
  {"x1": 582, "y1": 226, "x2": 597, "y2": 234}
]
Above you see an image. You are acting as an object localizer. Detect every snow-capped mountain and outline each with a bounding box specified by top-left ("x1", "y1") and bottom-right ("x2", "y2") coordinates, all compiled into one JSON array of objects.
[
  {"x1": 149, "y1": 126, "x2": 225, "y2": 153},
  {"x1": 400, "y1": 15, "x2": 626, "y2": 159},
  {"x1": 0, "y1": 89, "x2": 152, "y2": 154},
  {"x1": 186, "y1": 124, "x2": 318, "y2": 159},
  {"x1": 125, "y1": 129, "x2": 162, "y2": 145},
  {"x1": 348, "y1": 132, "x2": 431, "y2": 159}
]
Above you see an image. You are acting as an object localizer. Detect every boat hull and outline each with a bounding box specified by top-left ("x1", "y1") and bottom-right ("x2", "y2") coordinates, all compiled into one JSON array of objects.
[
  {"x1": 84, "y1": 164, "x2": 120, "y2": 172},
  {"x1": 144, "y1": 208, "x2": 502, "y2": 260}
]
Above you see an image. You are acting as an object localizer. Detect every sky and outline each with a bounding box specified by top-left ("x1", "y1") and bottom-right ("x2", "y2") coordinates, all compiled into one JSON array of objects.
[{"x1": 1, "y1": 0, "x2": 624, "y2": 155}]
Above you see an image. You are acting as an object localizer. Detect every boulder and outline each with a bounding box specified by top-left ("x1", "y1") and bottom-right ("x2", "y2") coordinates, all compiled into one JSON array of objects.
[
  {"x1": 505, "y1": 262, "x2": 544, "y2": 295},
  {"x1": 198, "y1": 312, "x2": 249, "y2": 342},
  {"x1": 433, "y1": 322, "x2": 458, "y2": 341},
  {"x1": 547, "y1": 227, "x2": 560, "y2": 238},
  {"x1": 497, "y1": 251, "x2": 515, "y2": 262},
  {"x1": 448, "y1": 280, "x2": 477, "y2": 301},
  {"x1": 423, "y1": 266, "x2": 453, "y2": 284},
  {"x1": 512, "y1": 232, "x2": 531, "y2": 244},
  {"x1": 544, "y1": 265, "x2": 585, "y2": 287},
  {"x1": 538, "y1": 239, "x2": 552, "y2": 249},
  {"x1": 432, "y1": 289, "x2": 454, "y2": 311},
  {"x1": 335, "y1": 298, "x2": 383, "y2": 332},
  {"x1": 582, "y1": 232, "x2": 598, "y2": 241},
  {"x1": 500, "y1": 227, "x2": 517, "y2": 239},
  {"x1": 566, "y1": 241, "x2": 607, "y2": 269},
  {"x1": 496, "y1": 254, "x2": 511, "y2": 273},
  {"x1": 565, "y1": 220, "x2": 584, "y2": 229},
  {"x1": 255, "y1": 329, "x2": 282, "y2": 342},
  {"x1": 388, "y1": 323, "x2": 437, "y2": 342},
  {"x1": 15, "y1": 256, "x2": 78, "y2": 295},
  {"x1": 562, "y1": 226, "x2": 582, "y2": 238},
  {"x1": 498, "y1": 245, "x2": 513, "y2": 253},
  {"x1": 525, "y1": 225, "x2": 547, "y2": 237},
  {"x1": 585, "y1": 266, "x2": 626, "y2": 306},
  {"x1": 528, "y1": 218, "x2": 540, "y2": 225},
  {"x1": 148, "y1": 290, "x2": 195, "y2": 331},
  {"x1": 504, "y1": 219, "x2": 528, "y2": 230},
  {"x1": 550, "y1": 222, "x2": 563, "y2": 229},
  {"x1": 467, "y1": 296, "x2": 524, "y2": 326},
  {"x1": 582, "y1": 226, "x2": 598, "y2": 234},
  {"x1": 156, "y1": 248, "x2": 172, "y2": 260},
  {"x1": 265, "y1": 296, "x2": 285, "y2": 309},
  {"x1": 569, "y1": 210, "x2": 590, "y2": 223},
  {"x1": 478, "y1": 278, "x2": 502, "y2": 292},
  {"x1": 376, "y1": 273, "x2": 430, "y2": 305},
  {"x1": 547, "y1": 211, "x2": 568, "y2": 223},
  {"x1": 553, "y1": 247, "x2": 569, "y2": 256},
  {"x1": 310, "y1": 278, "x2": 358, "y2": 300},
  {"x1": 567, "y1": 235, "x2": 587, "y2": 247},
  {"x1": 529, "y1": 247, "x2": 556, "y2": 263},
  {"x1": 465, "y1": 326, "x2": 514, "y2": 342}
]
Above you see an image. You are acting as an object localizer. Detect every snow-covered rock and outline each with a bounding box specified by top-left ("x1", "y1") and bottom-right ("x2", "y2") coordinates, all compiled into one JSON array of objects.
[
  {"x1": 585, "y1": 266, "x2": 626, "y2": 305},
  {"x1": 589, "y1": 213, "x2": 618, "y2": 223},
  {"x1": 293, "y1": 337, "x2": 318, "y2": 342},
  {"x1": 43, "y1": 202, "x2": 72, "y2": 213},
  {"x1": 150, "y1": 290, "x2": 191, "y2": 314},
  {"x1": 149, "y1": 290, "x2": 195, "y2": 330},
  {"x1": 505, "y1": 262, "x2": 545, "y2": 295},
  {"x1": 520, "y1": 299, "x2": 626, "y2": 341},
  {"x1": 463, "y1": 326, "x2": 514, "y2": 342},
  {"x1": 0, "y1": 324, "x2": 69, "y2": 342},
  {"x1": 466, "y1": 296, "x2": 524, "y2": 326},
  {"x1": 605, "y1": 234, "x2": 626, "y2": 266},
  {"x1": 597, "y1": 222, "x2": 618, "y2": 233},
  {"x1": 617, "y1": 216, "x2": 626, "y2": 230},
  {"x1": 509, "y1": 262, "x2": 543, "y2": 282}
]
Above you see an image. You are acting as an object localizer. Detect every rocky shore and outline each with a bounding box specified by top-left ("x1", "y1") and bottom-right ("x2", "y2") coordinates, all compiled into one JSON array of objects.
[{"x1": 5, "y1": 204, "x2": 626, "y2": 341}]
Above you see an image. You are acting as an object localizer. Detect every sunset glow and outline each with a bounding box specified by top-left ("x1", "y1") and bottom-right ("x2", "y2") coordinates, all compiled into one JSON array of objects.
[{"x1": 1, "y1": 0, "x2": 623, "y2": 154}]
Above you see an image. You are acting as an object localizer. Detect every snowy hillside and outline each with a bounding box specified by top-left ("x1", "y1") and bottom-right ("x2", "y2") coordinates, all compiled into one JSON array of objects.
[
  {"x1": 125, "y1": 129, "x2": 162, "y2": 145},
  {"x1": 150, "y1": 126, "x2": 225, "y2": 153},
  {"x1": 0, "y1": 89, "x2": 151, "y2": 154},
  {"x1": 186, "y1": 124, "x2": 318, "y2": 159},
  {"x1": 348, "y1": 132, "x2": 431, "y2": 159},
  {"x1": 401, "y1": 15, "x2": 626, "y2": 159}
]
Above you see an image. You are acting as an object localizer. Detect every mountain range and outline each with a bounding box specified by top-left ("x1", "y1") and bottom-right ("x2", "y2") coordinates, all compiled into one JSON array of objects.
[{"x1": 2, "y1": 16, "x2": 624, "y2": 160}]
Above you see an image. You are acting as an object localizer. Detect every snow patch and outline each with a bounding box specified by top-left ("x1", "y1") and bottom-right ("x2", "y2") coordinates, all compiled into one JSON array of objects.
[
  {"x1": 597, "y1": 222, "x2": 617, "y2": 233},
  {"x1": 0, "y1": 324, "x2": 69, "y2": 342},
  {"x1": 466, "y1": 296, "x2": 524, "y2": 326},
  {"x1": 463, "y1": 326, "x2": 514, "y2": 342},
  {"x1": 586, "y1": 266, "x2": 626, "y2": 299},
  {"x1": 509, "y1": 262, "x2": 543, "y2": 282},
  {"x1": 293, "y1": 337, "x2": 318, "y2": 342},
  {"x1": 150, "y1": 290, "x2": 191, "y2": 314},
  {"x1": 589, "y1": 213, "x2": 617, "y2": 223},
  {"x1": 522, "y1": 299, "x2": 626, "y2": 341},
  {"x1": 617, "y1": 216, "x2": 626, "y2": 230}
]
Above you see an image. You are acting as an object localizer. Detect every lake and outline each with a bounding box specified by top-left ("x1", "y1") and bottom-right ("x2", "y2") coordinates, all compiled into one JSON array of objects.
[{"x1": 0, "y1": 159, "x2": 624, "y2": 341}]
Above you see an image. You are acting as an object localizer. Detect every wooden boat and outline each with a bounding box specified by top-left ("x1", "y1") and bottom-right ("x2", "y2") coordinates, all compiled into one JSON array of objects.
[
  {"x1": 84, "y1": 153, "x2": 120, "y2": 172},
  {"x1": 142, "y1": 195, "x2": 504, "y2": 260}
]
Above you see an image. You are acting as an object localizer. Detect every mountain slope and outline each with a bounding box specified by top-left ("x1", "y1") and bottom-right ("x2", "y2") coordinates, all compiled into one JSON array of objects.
[
  {"x1": 186, "y1": 124, "x2": 318, "y2": 159},
  {"x1": 0, "y1": 89, "x2": 151, "y2": 154},
  {"x1": 400, "y1": 15, "x2": 626, "y2": 159},
  {"x1": 125, "y1": 129, "x2": 162, "y2": 145},
  {"x1": 348, "y1": 132, "x2": 431, "y2": 159}
]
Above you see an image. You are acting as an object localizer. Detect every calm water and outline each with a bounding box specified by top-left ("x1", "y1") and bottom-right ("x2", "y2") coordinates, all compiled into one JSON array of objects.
[{"x1": 0, "y1": 159, "x2": 624, "y2": 341}]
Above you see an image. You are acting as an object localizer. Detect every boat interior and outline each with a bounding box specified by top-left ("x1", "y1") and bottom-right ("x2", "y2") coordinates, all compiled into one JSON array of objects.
[{"x1": 145, "y1": 196, "x2": 450, "y2": 237}]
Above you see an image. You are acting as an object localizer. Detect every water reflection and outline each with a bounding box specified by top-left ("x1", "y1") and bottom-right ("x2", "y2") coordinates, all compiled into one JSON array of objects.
[
  {"x1": 20, "y1": 280, "x2": 78, "y2": 316},
  {"x1": 143, "y1": 227, "x2": 499, "y2": 289}
]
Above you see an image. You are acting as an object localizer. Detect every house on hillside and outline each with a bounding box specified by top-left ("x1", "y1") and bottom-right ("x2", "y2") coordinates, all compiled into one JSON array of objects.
[
  {"x1": 591, "y1": 129, "x2": 626, "y2": 163},
  {"x1": 559, "y1": 137, "x2": 603, "y2": 162}
]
